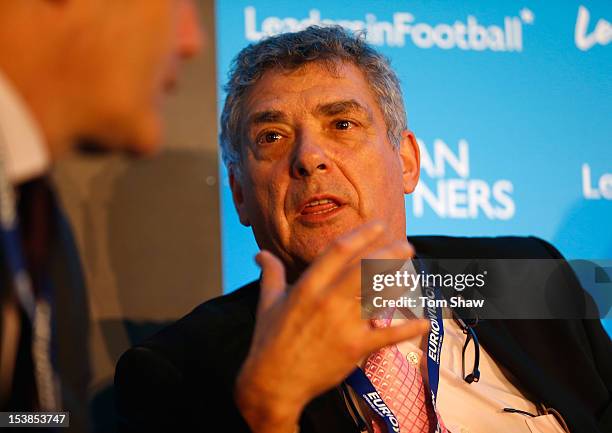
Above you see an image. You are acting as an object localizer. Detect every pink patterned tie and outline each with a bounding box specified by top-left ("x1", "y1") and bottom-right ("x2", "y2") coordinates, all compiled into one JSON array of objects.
[{"x1": 364, "y1": 316, "x2": 448, "y2": 433}]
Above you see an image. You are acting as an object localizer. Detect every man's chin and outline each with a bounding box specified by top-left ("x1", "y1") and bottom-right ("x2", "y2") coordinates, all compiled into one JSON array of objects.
[
  {"x1": 75, "y1": 138, "x2": 113, "y2": 156},
  {"x1": 76, "y1": 114, "x2": 163, "y2": 158},
  {"x1": 291, "y1": 226, "x2": 360, "y2": 263},
  {"x1": 126, "y1": 115, "x2": 164, "y2": 157}
]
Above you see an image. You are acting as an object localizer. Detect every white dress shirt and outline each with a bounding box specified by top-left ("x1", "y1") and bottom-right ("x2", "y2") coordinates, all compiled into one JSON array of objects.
[
  {"x1": 0, "y1": 69, "x2": 49, "y2": 185},
  {"x1": 387, "y1": 260, "x2": 567, "y2": 433}
]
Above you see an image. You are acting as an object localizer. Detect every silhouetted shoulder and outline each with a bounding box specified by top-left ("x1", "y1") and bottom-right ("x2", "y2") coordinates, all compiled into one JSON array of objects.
[
  {"x1": 114, "y1": 281, "x2": 259, "y2": 433},
  {"x1": 409, "y1": 235, "x2": 562, "y2": 259}
]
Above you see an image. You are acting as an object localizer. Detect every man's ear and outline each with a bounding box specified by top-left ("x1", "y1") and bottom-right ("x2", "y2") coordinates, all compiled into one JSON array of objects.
[
  {"x1": 399, "y1": 130, "x2": 420, "y2": 194},
  {"x1": 229, "y1": 166, "x2": 251, "y2": 227}
]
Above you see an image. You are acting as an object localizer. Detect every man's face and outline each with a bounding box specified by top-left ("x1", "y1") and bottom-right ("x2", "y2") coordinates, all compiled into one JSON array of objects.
[
  {"x1": 231, "y1": 61, "x2": 420, "y2": 273},
  {"x1": 70, "y1": 0, "x2": 202, "y2": 155}
]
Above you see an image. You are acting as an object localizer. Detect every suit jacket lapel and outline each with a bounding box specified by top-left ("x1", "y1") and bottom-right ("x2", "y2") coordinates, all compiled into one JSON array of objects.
[
  {"x1": 47, "y1": 188, "x2": 91, "y2": 432},
  {"x1": 477, "y1": 319, "x2": 600, "y2": 433}
]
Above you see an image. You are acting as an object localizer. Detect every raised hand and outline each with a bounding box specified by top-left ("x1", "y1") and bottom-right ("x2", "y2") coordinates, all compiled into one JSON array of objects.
[{"x1": 235, "y1": 222, "x2": 429, "y2": 433}]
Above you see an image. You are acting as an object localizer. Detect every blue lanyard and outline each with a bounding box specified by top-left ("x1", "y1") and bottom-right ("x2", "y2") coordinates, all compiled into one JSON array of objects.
[
  {"x1": 423, "y1": 271, "x2": 445, "y2": 433},
  {"x1": 345, "y1": 258, "x2": 445, "y2": 433},
  {"x1": 0, "y1": 161, "x2": 36, "y2": 321},
  {"x1": 345, "y1": 367, "x2": 402, "y2": 432},
  {"x1": 0, "y1": 222, "x2": 37, "y2": 320}
]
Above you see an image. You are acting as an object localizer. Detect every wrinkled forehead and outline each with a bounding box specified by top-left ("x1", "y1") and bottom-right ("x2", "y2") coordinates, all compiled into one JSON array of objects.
[
  {"x1": 240, "y1": 60, "x2": 379, "y2": 124},
  {"x1": 255, "y1": 57, "x2": 349, "y2": 84}
]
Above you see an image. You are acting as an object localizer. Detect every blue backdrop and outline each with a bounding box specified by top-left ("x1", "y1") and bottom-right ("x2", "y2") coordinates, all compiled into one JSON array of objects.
[{"x1": 215, "y1": 1, "x2": 611, "y2": 333}]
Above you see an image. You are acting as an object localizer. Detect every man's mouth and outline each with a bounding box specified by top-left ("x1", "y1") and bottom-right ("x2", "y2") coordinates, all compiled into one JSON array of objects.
[
  {"x1": 299, "y1": 194, "x2": 344, "y2": 221},
  {"x1": 163, "y1": 75, "x2": 178, "y2": 93},
  {"x1": 301, "y1": 198, "x2": 340, "y2": 215}
]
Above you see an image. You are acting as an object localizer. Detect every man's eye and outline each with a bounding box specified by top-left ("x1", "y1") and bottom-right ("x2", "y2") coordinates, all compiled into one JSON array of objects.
[
  {"x1": 257, "y1": 131, "x2": 282, "y2": 144},
  {"x1": 335, "y1": 120, "x2": 353, "y2": 130}
]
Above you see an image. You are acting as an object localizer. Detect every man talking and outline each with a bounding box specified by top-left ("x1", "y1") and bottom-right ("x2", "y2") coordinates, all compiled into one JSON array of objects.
[
  {"x1": 115, "y1": 26, "x2": 611, "y2": 433},
  {"x1": 0, "y1": 0, "x2": 201, "y2": 431}
]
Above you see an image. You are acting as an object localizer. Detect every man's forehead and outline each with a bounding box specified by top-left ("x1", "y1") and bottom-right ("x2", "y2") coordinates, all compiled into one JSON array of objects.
[
  {"x1": 254, "y1": 60, "x2": 365, "y2": 92},
  {"x1": 242, "y1": 61, "x2": 377, "y2": 122}
]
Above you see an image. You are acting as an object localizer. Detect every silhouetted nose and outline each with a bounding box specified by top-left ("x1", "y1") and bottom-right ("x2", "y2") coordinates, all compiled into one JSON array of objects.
[{"x1": 177, "y1": 0, "x2": 204, "y2": 59}]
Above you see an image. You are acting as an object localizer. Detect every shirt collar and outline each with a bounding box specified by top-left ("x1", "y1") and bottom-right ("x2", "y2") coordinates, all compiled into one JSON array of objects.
[{"x1": 0, "y1": 69, "x2": 49, "y2": 185}]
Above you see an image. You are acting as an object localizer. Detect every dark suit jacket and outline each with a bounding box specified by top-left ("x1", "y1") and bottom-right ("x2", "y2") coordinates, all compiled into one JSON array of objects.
[{"x1": 114, "y1": 236, "x2": 612, "y2": 433}]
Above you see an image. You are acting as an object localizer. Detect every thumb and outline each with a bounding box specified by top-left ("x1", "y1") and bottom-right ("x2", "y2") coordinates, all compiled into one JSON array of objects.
[{"x1": 255, "y1": 250, "x2": 287, "y2": 315}]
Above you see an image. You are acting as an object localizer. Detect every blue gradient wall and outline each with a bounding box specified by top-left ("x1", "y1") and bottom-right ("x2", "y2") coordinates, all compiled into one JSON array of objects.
[{"x1": 215, "y1": 1, "x2": 612, "y2": 333}]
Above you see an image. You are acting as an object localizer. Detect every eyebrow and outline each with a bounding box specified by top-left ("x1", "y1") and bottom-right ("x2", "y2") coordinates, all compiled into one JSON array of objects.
[
  {"x1": 247, "y1": 99, "x2": 373, "y2": 127},
  {"x1": 315, "y1": 99, "x2": 373, "y2": 122},
  {"x1": 248, "y1": 110, "x2": 289, "y2": 125}
]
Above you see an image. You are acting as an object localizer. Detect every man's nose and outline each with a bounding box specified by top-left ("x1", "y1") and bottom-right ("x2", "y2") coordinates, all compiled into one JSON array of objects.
[
  {"x1": 177, "y1": 0, "x2": 204, "y2": 59},
  {"x1": 291, "y1": 133, "x2": 332, "y2": 178}
]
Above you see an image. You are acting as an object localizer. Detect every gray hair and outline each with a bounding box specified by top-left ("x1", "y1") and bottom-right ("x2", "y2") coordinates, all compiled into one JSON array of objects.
[{"x1": 219, "y1": 25, "x2": 407, "y2": 171}]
